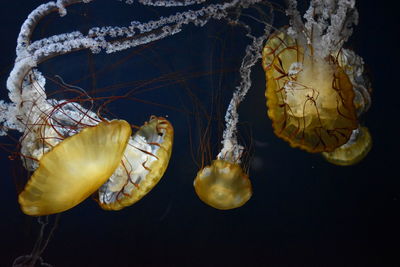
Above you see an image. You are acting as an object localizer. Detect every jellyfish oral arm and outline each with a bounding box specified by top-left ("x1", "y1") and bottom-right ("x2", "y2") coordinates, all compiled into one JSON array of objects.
[
  {"x1": 5, "y1": 0, "x2": 266, "y2": 137},
  {"x1": 286, "y1": 0, "x2": 359, "y2": 59},
  {"x1": 218, "y1": 17, "x2": 273, "y2": 164}
]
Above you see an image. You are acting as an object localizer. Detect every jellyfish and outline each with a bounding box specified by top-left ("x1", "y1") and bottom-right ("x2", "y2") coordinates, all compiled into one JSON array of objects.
[
  {"x1": 194, "y1": 153, "x2": 253, "y2": 210},
  {"x1": 262, "y1": 0, "x2": 372, "y2": 162},
  {"x1": 96, "y1": 116, "x2": 174, "y2": 211},
  {"x1": 322, "y1": 126, "x2": 372, "y2": 166},
  {"x1": 194, "y1": 2, "x2": 274, "y2": 209},
  {"x1": 322, "y1": 47, "x2": 373, "y2": 165},
  {"x1": 19, "y1": 119, "x2": 131, "y2": 216}
]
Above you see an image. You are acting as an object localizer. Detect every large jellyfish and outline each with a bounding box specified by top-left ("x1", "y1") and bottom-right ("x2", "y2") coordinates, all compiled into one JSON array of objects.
[
  {"x1": 262, "y1": 0, "x2": 372, "y2": 164},
  {"x1": 19, "y1": 119, "x2": 132, "y2": 216}
]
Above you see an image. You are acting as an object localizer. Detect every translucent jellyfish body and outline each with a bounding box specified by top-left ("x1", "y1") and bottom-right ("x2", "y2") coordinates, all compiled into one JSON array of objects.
[
  {"x1": 19, "y1": 120, "x2": 131, "y2": 216},
  {"x1": 262, "y1": 30, "x2": 358, "y2": 153},
  {"x1": 194, "y1": 159, "x2": 252, "y2": 210},
  {"x1": 194, "y1": 137, "x2": 252, "y2": 210},
  {"x1": 321, "y1": 47, "x2": 373, "y2": 165},
  {"x1": 322, "y1": 126, "x2": 372, "y2": 166},
  {"x1": 96, "y1": 116, "x2": 173, "y2": 210}
]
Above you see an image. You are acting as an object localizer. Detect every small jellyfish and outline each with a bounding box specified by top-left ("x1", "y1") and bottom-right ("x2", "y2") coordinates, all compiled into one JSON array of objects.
[
  {"x1": 322, "y1": 126, "x2": 372, "y2": 166},
  {"x1": 19, "y1": 120, "x2": 131, "y2": 216},
  {"x1": 192, "y1": 2, "x2": 273, "y2": 209},
  {"x1": 194, "y1": 159, "x2": 252, "y2": 210},
  {"x1": 194, "y1": 139, "x2": 252, "y2": 210},
  {"x1": 96, "y1": 116, "x2": 174, "y2": 210}
]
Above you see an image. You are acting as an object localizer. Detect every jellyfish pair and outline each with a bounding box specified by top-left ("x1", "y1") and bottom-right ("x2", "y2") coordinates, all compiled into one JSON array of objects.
[{"x1": 19, "y1": 115, "x2": 173, "y2": 216}]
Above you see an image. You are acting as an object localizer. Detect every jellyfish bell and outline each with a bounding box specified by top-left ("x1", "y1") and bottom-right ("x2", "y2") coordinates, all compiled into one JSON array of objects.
[
  {"x1": 194, "y1": 137, "x2": 252, "y2": 210},
  {"x1": 320, "y1": 48, "x2": 373, "y2": 166},
  {"x1": 262, "y1": 0, "x2": 373, "y2": 156},
  {"x1": 322, "y1": 126, "x2": 372, "y2": 166},
  {"x1": 96, "y1": 115, "x2": 174, "y2": 211},
  {"x1": 262, "y1": 28, "x2": 358, "y2": 153},
  {"x1": 194, "y1": 159, "x2": 252, "y2": 210},
  {"x1": 336, "y1": 48, "x2": 372, "y2": 117},
  {"x1": 192, "y1": 2, "x2": 274, "y2": 210},
  {"x1": 18, "y1": 119, "x2": 132, "y2": 216}
]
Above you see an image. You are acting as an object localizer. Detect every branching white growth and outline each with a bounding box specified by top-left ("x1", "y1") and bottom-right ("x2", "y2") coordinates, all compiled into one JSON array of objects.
[
  {"x1": 6, "y1": 0, "x2": 264, "y2": 127},
  {"x1": 138, "y1": 0, "x2": 207, "y2": 6},
  {"x1": 288, "y1": 62, "x2": 303, "y2": 76},
  {"x1": 0, "y1": 101, "x2": 21, "y2": 136},
  {"x1": 2, "y1": 0, "x2": 249, "y2": 137},
  {"x1": 2, "y1": 0, "x2": 267, "y2": 170},
  {"x1": 20, "y1": 99, "x2": 99, "y2": 171},
  {"x1": 98, "y1": 134, "x2": 156, "y2": 205},
  {"x1": 287, "y1": 0, "x2": 358, "y2": 59},
  {"x1": 286, "y1": 1, "x2": 369, "y2": 117},
  {"x1": 285, "y1": 0, "x2": 304, "y2": 41},
  {"x1": 2, "y1": 0, "x2": 366, "y2": 173},
  {"x1": 218, "y1": 6, "x2": 273, "y2": 164},
  {"x1": 56, "y1": 0, "x2": 67, "y2": 17}
]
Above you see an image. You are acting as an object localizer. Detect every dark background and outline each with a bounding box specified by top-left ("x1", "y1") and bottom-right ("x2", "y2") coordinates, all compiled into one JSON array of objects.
[{"x1": 0, "y1": 1, "x2": 399, "y2": 266}]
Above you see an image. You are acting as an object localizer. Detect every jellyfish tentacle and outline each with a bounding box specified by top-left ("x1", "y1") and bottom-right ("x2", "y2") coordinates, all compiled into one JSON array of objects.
[
  {"x1": 12, "y1": 214, "x2": 60, "y2": 267},
  {"x1": 6, "y1": 0, "x2": 267, "y2": 138},
  {"x1": 219, "y1": 5, "x2": 274, "y2": 163}
]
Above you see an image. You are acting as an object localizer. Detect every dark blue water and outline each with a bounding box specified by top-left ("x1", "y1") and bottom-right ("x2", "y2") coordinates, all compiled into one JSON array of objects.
[{"x1": 0, "y1": 1, "x2": 398, "y2": 266}]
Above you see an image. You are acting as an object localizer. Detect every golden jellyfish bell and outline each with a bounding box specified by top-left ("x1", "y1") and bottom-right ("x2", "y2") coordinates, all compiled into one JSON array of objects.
[
  {"x1": 18, "y1": 120, "x2": 132, "y2": 216},
  {"x1": 96, "y1": 116, "x2": 173, "y2": 210},
  {"x1": 194, "y1": 159, "x2": 252, "y2": 210},
  {"x1": 322, "y1": 126, "x2": 372, "y2": 166},
  {"x1": 262, "y1": 30, "x2": 358, "y2": 153}
]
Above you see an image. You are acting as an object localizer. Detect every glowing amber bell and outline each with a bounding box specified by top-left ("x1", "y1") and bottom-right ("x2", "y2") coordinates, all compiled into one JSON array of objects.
[
  {"x1": 262, "y1": 30, "x2": 358, "y2": 153},
  {"x1": 194, "y1": 159, "x2": 252, "y2": 210},
  {"x1": 96, "y1": 116, "x2": 174, "y2": 211},
  {"x1": 322, "y1": 126, "x2": 372, "y2": 166},
  {"x1": 18, "y1": 120, "x2": 131, "y2": 216}
]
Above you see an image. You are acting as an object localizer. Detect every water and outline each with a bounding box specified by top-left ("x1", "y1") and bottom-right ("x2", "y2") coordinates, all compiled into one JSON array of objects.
[{"x1": 0, "y1": 1, "x2": 398, "y2": 266}]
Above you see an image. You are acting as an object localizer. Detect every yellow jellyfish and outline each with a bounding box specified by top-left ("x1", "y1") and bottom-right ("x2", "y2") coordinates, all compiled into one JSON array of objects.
[
  {"x1": 322, "y1": 126, "x2": 372, "y2": 166},
  {"x1": 18, "y1": 120, "x2": 131, "y2": 216},
  {"x1": 193, "y1": 134, "x2": 252, "y2": 210},
  {"x1": 194, "y1": 159, "x2": 252, "y2": 210},
  {"x1": 96, "y1": 116, "x2": 174, "y2": 211},
  {"x1": 321, "y1": 49, "x2": 373, "y2": 166},
  {"x1": 262, "y1": 29, "x2": 358, "y2": 153}
]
